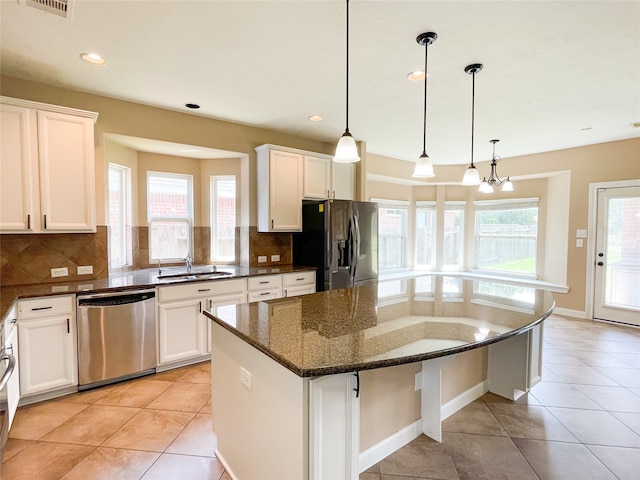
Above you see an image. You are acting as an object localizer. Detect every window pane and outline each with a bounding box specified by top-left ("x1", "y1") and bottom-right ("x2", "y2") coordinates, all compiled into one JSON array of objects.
[
  {"x1": 476, "y1": 204, "x2": 538, "y2": 274},
  {"x1": 211, "y1": 176, "x2": 236, "y2": 262},
  {"x1": 149, "y1": 220, "x2": 190, "y2": 260},
  {"x1": 378, "y1": 204, "x2": 408, "y2": 270},
  {"x1": 148, "y1": 172, "x2": 193, "y2": 261},
  {"x1": 415, "y1": 206, "x2": 435, "y2": 268},
  {"x1": 148, "y1": 174, "x2": 190, "y2": 218},
  {"x1": 443, "y1": 207, "x2": 464, "y2": 269},
  {"x1": 108, "y1": 164, "x2": 130, "y2": 268}
]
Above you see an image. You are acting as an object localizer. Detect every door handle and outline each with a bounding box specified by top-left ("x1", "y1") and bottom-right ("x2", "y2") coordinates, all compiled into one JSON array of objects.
[{"x1": 597, "y1": 262, "x2": 604, "y2": 266}]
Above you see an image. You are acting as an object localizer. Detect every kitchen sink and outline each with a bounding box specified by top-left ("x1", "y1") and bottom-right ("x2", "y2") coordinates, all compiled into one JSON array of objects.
[{"x1": 156, "y1": 270, "x2": 233, "y2": 281}]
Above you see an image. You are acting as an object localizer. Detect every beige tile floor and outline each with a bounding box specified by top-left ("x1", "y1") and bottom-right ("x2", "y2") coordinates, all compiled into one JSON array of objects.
[
  {"x1": 362, "y1": 316, "x2": 640, "y2": 480},
  {"x1": 2, "y1": 315, "x2": 639, "y2": 479}
]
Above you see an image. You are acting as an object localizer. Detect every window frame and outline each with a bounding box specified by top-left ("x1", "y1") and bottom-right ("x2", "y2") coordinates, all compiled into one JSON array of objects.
[
  {"x1": 210, "y1": 175, "x2": 237, "y2": 263},
  {"x1": 443, "y1": 202, "x2": 465, "y2": 271},
  {"x1": 415, "y1": 201, "x2": 436, "y2": 270},
  {"x1": 147, "y1": 171, "x2": 194, "y2": 262},
  {"x1": 108, "y1": 163, "x2": 132, "y2": 269},
  {"x1": 374, "y1": 198, "x2": 410, "y2": 272},
  {"x1": 473, "y1": 198, "x2": 539, "y2": 278}
]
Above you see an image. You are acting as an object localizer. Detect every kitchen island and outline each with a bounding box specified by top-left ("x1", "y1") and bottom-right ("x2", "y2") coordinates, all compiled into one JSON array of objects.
[{"x1": 204, "y1": 275, "x2": 554, "y2": 480}]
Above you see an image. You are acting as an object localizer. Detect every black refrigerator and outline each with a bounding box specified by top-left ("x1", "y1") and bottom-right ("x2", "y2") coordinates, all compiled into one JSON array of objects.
[{"x1": 293, "y1": 199, "x2": 378, "y2": 291}]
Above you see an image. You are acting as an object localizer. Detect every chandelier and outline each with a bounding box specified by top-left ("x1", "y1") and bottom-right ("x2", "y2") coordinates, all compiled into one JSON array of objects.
[{"x1": 479, "y1": 139, "x2": 514, "y2": 193}]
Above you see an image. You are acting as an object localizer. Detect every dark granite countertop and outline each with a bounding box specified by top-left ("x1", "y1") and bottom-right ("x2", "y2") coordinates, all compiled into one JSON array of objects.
[
  {"x1": 204, "y1": 275, "x2": 555, "y2": 377},
  {"x1": 0, "y1": 264, "x2": 315, "y2": 324}
]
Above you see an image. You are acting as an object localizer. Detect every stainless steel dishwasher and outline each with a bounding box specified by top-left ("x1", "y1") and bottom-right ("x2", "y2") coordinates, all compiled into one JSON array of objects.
[{"x1": 77, "y1": 289, "x2": 157, "y2": 389}]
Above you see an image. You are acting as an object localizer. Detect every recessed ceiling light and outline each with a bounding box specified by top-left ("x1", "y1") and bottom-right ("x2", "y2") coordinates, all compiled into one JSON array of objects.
[
  {"x1": 80, "y1": 52, "x2": 106, "y2": 66},
  {"x1": 185, "y1": 103, "x2": 200, "y2": 109},
  {"x1": 407, "y1": 70, "x2": 429, "y2": 81},
  {"x1": 579, "y1": 127, "x2": 592, "y2": 132},
  {"x1": 308, "y1": 115, "x2": 323, "y2": 122}
]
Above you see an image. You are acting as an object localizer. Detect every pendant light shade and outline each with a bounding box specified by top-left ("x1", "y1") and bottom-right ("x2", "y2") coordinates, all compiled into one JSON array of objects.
[
  {"x1": 334, "y1": 131, "x2": 360, "y2": 163},
  {"x1": 461, "y1": 63, "x2": 483, "y2": 186},
  {"x1": 334, "y1": 0, "x2": 360, "y2": 163},
  {"x1": 412, "y1": 32, "x2": 437, "y2": 178}
]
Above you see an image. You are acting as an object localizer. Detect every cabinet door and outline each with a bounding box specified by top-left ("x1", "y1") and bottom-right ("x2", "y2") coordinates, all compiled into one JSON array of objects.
[
  {"x1": 268, "y1": 150, "x2": 303, "y2": 231},
  {"x1": 205, "y1": 292, "x2": 247, "y2": 353},
  {"x1": 37, "y1": 110, "x2": 96, "y2": 232},
  {"x1": 304, "y1": 155, "x2": 331, "y2": 199},
  {"x1": 158, "y1": 299, "x2": 206, "y2": 365},
  {"x1": 332, "y1": 162, "x2": 356, "y2": 200},
  {"x1": 18, "y1": 315, "x2": 77, "y2": 396},
  {"x1": 0, "y1": 104, "x2": 36, "y2": 231},
  {"x1": 5, "y1": 322, "x2": 20, "y2": 428}
]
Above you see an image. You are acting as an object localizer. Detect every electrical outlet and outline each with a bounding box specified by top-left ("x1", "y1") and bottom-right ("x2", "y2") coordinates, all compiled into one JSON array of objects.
[
  {"x1": 77, "y1": 265, "x2": 93, "y2": 275},
  {"x1": 240, "y1": 367, "x2": 252, "y2": 391},
  {"x1": 414, "y1": 372, "x2": 422, "y2": 391},
  {"x1": 257, "y1": 255, "x2": 267, "y2": 263},
  {"x1": 271, "y1": 254, "x2": 280, "y2": 262},
  {"x1": 51, "y1": 267, "x2": 69, "y2": 278}
]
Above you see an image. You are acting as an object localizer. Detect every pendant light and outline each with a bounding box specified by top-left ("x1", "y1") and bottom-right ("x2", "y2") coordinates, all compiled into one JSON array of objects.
[
  {"x1": 412, "y1": 32, "x2": 437, "y2": 178},
  {"x1": 333, "y1": 0, "x2": 360, "y2": 163},
  {"x1": 461, "y1": 63, "x2": 483, "y2": 185},
  {"x1": 479, "y1": 139, "x2": 514, "y2": 193}
]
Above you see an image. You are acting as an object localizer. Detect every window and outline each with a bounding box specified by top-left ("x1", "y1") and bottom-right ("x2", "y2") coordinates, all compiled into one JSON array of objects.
[
  {"x1": 147, "y1": 172, "x2": 193, "y2": 261},
  {"x1": 443, "y1": 203, "x2": 464, "y2": 270},
  {"x1": 474, "y1": 199, "x2": 538, "y2": 275},
  {"x1": 376, "y1": 200, "x2": 409, "y2": 270},
  {"x1": 415, "y1": 202, "x2": 436, "y2": 269},
  {"x1": 211, "y1": 175, "x2": 236, "y2": 262},
  {"x1": 108, "y1": 163, "x2": 131, "y2": 269}
]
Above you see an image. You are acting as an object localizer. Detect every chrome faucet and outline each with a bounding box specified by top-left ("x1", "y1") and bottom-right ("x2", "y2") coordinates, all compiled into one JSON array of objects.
[{"x1": 183, "y1": 251, "x2": 193, "y2": 273}]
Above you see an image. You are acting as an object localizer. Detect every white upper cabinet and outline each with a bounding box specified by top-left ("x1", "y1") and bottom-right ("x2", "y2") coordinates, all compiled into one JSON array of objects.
[
  {"x1": 331, "y1": 161, "x2": 356, "y2": 201},
  {"x1": 303, "y1": 154, "x2": 355, "y2": 201},
  {"x1": 303, "y1": 155, "x2": 332, "y2": 200},
  {"x1": 256, "y1": 145, "x2": 304, "y2": 232},
  {"x1": 0, "y1": 97, "x2": 98, "y2": 233}
]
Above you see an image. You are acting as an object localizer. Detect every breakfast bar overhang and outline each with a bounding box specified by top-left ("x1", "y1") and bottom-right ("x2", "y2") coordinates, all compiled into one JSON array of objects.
[{"x1": 204, "y1": 275, "x2": 554, "y2": 480}]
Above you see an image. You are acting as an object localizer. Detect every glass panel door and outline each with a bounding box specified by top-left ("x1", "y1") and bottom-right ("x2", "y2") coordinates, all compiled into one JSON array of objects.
[{"x1": 593, "y1": 186, "x2": 640, "y2": 326}]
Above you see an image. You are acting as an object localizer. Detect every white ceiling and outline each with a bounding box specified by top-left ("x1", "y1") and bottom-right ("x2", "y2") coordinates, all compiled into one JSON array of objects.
[{"x1": 1, "y1": 0, "x2": 638, "y2": 165}]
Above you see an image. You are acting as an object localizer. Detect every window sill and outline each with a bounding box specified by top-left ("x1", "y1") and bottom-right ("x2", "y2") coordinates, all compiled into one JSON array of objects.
[{"x1": 378, "y1": 269, "x2": 569, "y2": 293}]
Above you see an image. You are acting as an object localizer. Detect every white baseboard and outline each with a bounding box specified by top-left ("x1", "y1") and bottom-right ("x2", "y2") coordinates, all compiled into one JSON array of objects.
[
  {"x1": 358, "y1": 379, "x2": 488, "y2": 472},
  {"x1": 441, "y1": 379, "x2": 488, "y2": 420},
  {"x1": 552, "y1": 307, "x2": 588, "y2": 319},
  {"x1": 358, "y1": 419, "x2": 423, "y2": 473},
  {"x1": 215, "y1": 450, "x2": 237, "y2": 480}
]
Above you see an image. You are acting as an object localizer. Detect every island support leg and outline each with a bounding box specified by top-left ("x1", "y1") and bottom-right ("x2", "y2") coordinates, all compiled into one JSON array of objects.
[
  {"x1": 488, "y1": 324, "x2": 543, "y2": 401},
  {"x1": 420, "y1": 356, "x2": 456, "y2": 442}
]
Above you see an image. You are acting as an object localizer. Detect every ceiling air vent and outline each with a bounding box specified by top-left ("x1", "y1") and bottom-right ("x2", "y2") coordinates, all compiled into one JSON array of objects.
[{"x1": 25, "y1": 0, "x2": 71, "y2": 18}]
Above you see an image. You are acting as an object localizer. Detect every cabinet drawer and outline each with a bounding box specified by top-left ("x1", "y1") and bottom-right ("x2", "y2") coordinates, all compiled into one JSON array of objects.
[
  {"x1": 247, "y1": 289, "x2": 281, "y2": 302},
  {"x1": 158, "y1": 278, "x2": 246, "y2": 303},
  {"x1": 18, "y1": 295, "x2": 73, "y2": 319},
  {"x1": 247, "y1": 275, "x2": 282, "y2": 291},
  {"x1": 284, "y1": 284, "x2": 316, "y2": 297},
  {"x1": 282, "y1": 271, "x2": 315, "y2": 287}
]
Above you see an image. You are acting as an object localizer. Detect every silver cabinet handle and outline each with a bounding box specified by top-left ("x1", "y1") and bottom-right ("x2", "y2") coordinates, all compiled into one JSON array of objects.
[
  {"x1": 32, "y1": 306, "x2": 52, "y2": 311},
  {"x1": 198, "y1": 288, "x2": 211, "y2": 292}
]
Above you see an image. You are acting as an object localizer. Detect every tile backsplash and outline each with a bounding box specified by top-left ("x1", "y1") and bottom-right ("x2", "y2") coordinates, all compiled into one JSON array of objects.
[
  {"x1": 0, "y1": 226, "x2": 108, "y2": 286},
  {"x1": 0, "y1": 225, "x2": 295, "y2": 286}
]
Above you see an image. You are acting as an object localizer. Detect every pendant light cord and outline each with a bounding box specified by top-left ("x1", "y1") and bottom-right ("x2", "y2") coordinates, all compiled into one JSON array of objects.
[
  {"x1": 345, "y1": 0, "x2": 350, "y2": 134},
  {"x1": 422, "y1": 40, "x2": 428, "y2": 155},
  {"x1": 470, "y1": 70, "x2": 476, "y2": 167}
]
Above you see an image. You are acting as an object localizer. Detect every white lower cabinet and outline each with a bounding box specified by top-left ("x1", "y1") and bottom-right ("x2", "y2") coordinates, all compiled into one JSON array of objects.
[
  {"x1": 158, "y1": 299, "x2": 206, "y2": 365},
  {"x1": 157, "y1": 278, "x2": 247, "y2": 368},
  {"x1": 17, "y1": 295, "x2": 77, "y2": 398}
]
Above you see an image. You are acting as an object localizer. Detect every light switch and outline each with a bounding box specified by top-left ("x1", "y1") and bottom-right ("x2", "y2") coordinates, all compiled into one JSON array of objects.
[
  {"x1": 257, "y1": 255, "x2": 267, "y2": 263},
  {"x1": 576, "y1": 239, "x2": 584, "y2": 248},
  {"x1": 576, "y1": 229, "x2": 587, "y2": 238}
]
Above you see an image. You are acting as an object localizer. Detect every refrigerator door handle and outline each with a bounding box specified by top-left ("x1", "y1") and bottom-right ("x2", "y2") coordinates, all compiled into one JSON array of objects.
[{"x1": 350, "y1": 211, "x2": 360, "y2": 279}]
